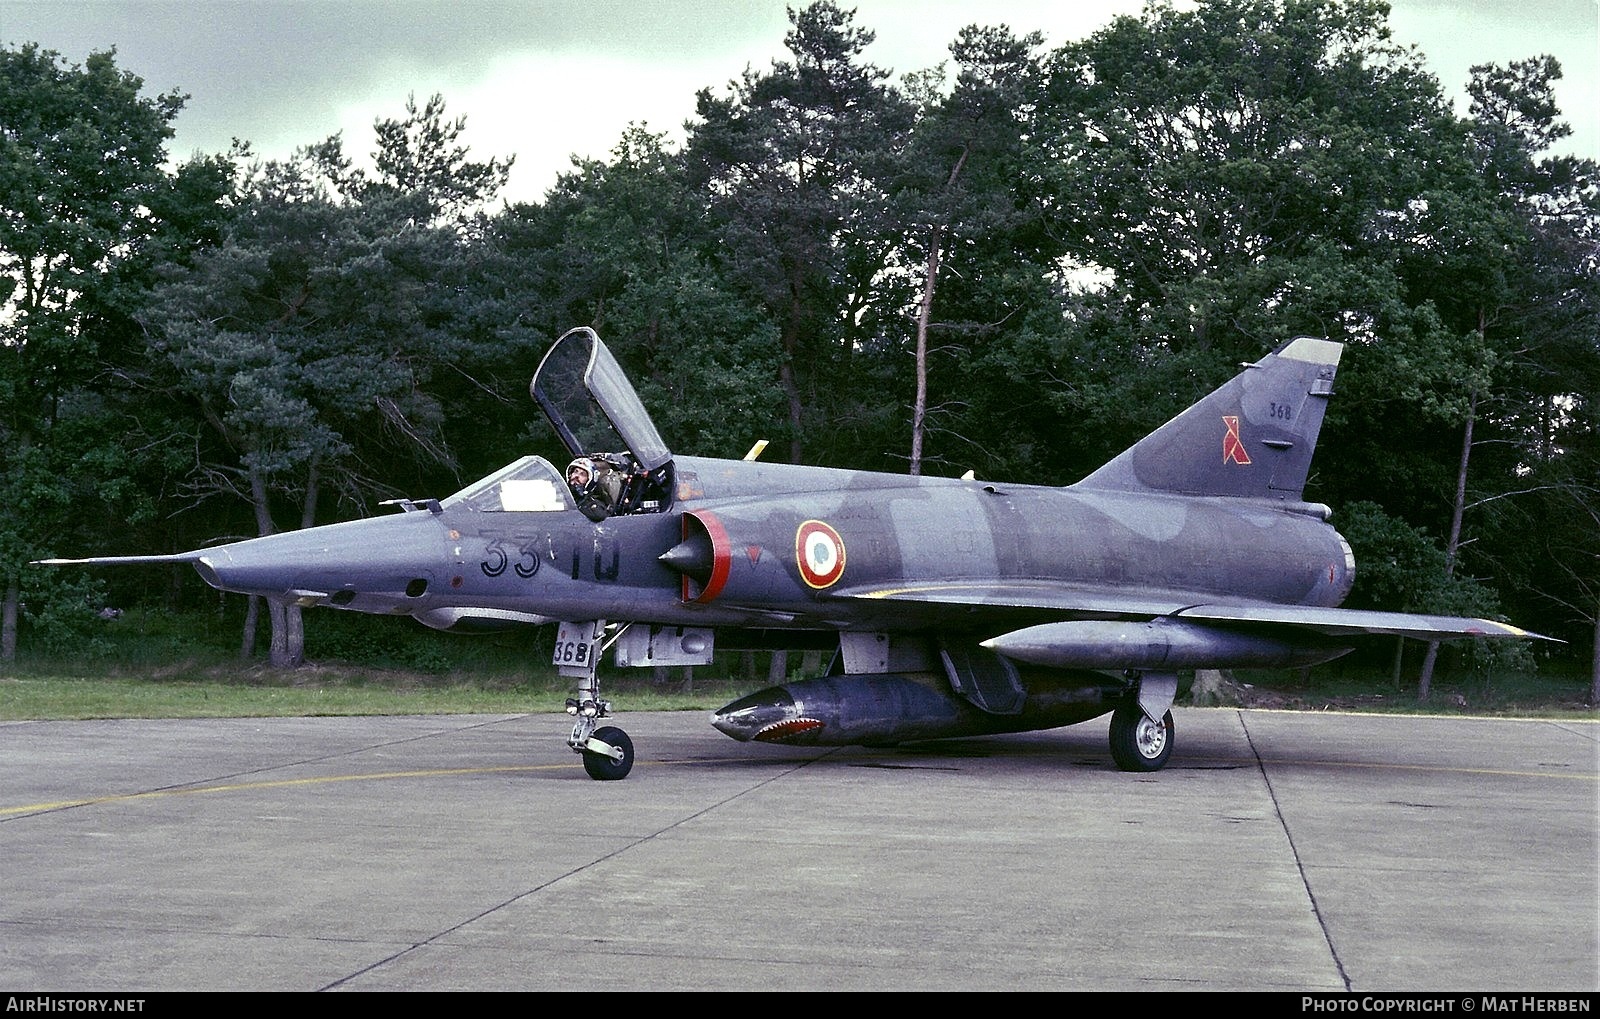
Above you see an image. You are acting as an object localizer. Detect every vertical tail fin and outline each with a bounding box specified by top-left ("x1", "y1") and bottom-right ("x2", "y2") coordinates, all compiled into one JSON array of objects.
[{"x1": 1073, "y1": 337, "x2": 1341, "y2": 501}]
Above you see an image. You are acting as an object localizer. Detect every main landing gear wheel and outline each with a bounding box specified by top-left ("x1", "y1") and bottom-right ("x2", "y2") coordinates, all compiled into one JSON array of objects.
[
  {"x1": 1109, "y1": 702, "x2": 1174, "y2": 772},
  {"x1": 581, "y1": 725, "x2": 635, "y2": 781}
]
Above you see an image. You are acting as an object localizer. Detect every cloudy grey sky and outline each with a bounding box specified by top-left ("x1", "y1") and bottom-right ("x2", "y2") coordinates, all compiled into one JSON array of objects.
[{"x1": 4, "y1": 0, "x2": 1595, "y2": 206}]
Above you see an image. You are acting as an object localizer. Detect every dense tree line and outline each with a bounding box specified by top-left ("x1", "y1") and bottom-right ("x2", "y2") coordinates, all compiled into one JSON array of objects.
[{"x1": 2, "y1": 0, "x2": 1594, "y2": 696}]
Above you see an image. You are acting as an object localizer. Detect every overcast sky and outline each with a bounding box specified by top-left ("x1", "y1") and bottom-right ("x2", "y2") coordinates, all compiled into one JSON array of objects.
[{"x1": 4, "y1": 0, "x2": 1596, "y2": 206}]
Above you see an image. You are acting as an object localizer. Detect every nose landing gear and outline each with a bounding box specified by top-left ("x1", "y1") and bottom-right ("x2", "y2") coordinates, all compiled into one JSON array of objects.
[{"x1": 557, "y1": 619, "x2": 636, "y2": 780}]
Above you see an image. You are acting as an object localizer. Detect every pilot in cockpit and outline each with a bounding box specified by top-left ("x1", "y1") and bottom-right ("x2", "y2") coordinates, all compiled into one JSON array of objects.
[
  {"x1": 566, "y1": 457, "x2": 595, "y2": 499},
  {"x1": 567, "y1": 456, "x2": 625, "y2": 520}
]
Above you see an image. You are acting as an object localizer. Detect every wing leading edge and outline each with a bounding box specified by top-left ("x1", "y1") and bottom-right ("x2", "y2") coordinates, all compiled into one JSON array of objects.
[
  {"x1": 832, "y1": 581, "x2": 1557, "y2": 643},
  {"x1": 1174, "y1": 603, "x2": 1550, "y2": 642}
]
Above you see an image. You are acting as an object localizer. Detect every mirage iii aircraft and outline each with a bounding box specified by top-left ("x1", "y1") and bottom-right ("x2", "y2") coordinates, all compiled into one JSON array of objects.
[{"x1": 41, "y1": 328, "x2": 1549, "y2": 779}]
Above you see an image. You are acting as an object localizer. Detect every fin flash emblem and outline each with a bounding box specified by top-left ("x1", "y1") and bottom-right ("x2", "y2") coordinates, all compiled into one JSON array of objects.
[{"x1": 1222, "y1": 415, "x2": 1252, "y2": 465}]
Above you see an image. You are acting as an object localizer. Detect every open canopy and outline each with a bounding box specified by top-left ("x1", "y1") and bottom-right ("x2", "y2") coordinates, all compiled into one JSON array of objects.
[{"x1": 531, "y1": 327, "x2": 673, "y2": 473}]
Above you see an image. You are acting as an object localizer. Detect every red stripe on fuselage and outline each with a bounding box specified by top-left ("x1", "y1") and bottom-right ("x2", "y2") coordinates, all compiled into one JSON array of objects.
[{"x1": 685, "y1": 510, "x2": 732, "y2": 603}]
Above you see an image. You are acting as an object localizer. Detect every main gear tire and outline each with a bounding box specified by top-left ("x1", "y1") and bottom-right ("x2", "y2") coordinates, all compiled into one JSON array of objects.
[{"x1": 1109, "y1": 703, "x2": 1174, "y2": 772}]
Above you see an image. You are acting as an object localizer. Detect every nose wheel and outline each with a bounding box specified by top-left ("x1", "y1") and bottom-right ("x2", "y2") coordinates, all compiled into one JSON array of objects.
[
  {"x1": 577, "y1": 723, "x2": 634, "y2": 780},
  {"x1": 565, "y1": 694, "x2": 635, "y2": 781}
]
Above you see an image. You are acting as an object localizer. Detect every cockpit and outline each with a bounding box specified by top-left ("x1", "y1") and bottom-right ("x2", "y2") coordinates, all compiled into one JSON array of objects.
[
  {"x1": 422, "y1": 329, "x2": 678, "y2": 522},
  {"x1": 440, "y1": 449, "x2": 672, "y2": 521}
]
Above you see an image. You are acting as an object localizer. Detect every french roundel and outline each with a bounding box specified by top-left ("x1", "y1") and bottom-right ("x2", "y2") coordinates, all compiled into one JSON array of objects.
[{"x1": 795, "y1": 520, "x2": 846, "y2": 589}]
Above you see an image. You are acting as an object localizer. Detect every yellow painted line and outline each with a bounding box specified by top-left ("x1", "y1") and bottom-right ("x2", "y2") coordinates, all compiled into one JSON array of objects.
[
  {"x1": 0, "y1": 755, "x2": 803, "y2": 816},
  {"x1": 0, "y1": 764, "x2": 564, "y2": 815},
  {"x1": 3, "y1": 736, "x2": 1590, "y2": 817},
  {"x1": 855, "y1": 584, "x2": 984, "y2": 599}
]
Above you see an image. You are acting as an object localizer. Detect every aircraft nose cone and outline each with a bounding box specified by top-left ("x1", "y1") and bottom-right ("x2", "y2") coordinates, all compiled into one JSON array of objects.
[
  {"x1": 192, "y1": 540, "x2": 313, "y2": 598},
  {"x1": 189, "y1": 513, "x2": 444, "y2": 604},
  {"x1": 710, "y1": 686, "x2": 825, "y2": 743}
]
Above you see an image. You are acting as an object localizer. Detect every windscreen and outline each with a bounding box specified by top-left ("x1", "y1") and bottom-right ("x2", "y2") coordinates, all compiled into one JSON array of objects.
[{"x1": 440, "y1": 456, "x2": 572, "y2": 512}]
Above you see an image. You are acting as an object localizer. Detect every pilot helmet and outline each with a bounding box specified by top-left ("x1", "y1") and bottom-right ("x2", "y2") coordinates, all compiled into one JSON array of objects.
[{"x1": 566, "y1": 457, "x2": 596, "y2": 495}]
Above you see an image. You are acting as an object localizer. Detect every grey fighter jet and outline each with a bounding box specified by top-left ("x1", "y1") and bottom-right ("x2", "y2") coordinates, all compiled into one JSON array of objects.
[{"x1": 40, "y1": 327, "x2": 1550, "y2": 779}]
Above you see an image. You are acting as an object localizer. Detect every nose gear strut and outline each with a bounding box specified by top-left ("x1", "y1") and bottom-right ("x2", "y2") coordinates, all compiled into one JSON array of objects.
[{"x1": 556, "y1": 619, "x2": 636, "y2": 780}]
